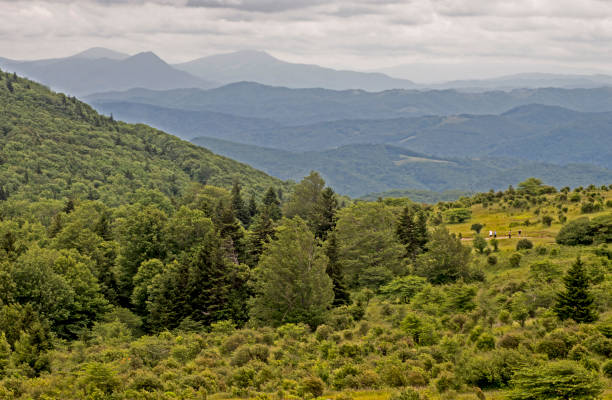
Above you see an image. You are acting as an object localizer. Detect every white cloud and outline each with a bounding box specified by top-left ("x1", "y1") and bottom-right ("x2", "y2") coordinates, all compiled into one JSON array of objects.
[{"x1": 0, "y1": 0, "x2": 611, "y2": 79}]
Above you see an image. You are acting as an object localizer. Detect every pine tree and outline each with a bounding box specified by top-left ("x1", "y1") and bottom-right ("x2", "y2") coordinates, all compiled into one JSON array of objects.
[
  {"x1": 396, "y1": 206, "x2": 418, "y2": 258},
  {"x1": 231, "y1": 182, "x2": 250, "y2": 226},
  {"x1": 325, "y1": 232, "x2": 350, "y2": 306},
  {"x1": 312, "y1": 187, "x2": 338, "y2": 239},
  {"x1": 247, "y1": 195, "x2": 258, "y2": 218},
  {"x1": 415, "y1": 211, "x2": 429, "y2": 249},
  {"x1": 554, "y1": 257, "x2": 598, "y2": 323},
  {"x1": 246, "y1": 206, "x2": 276, "y2": 267},
  {"x1": 63, "y1": 198, "x2": 75, "y2": 214},
  {"x1": 214, "y1": 200, "x2": 246, "y2": 263},
  {"x1": 0, "y1": 186, "x2": 7, "y2": 201},
  {"x1": 262, "y1": 187, "x2": 282, "y2": 220}
]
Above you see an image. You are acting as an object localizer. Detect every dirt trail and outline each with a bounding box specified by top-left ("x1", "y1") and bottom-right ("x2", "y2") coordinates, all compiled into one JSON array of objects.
[{"x1": 461, "y1": 236, "x2": 534, "y2": 241}]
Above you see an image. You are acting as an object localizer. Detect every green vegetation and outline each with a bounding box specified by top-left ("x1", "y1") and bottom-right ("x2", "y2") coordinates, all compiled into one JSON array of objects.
[{"x1": 0, "y1": 73, "x2": 611, "y2": 399}]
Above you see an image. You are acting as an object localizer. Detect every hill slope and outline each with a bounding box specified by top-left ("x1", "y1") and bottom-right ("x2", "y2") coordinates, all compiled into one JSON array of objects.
[
  {"x1": 192, "y1": 137, "x2": 612, "y2": 197},
  {"x1": 0, "y1": 51, "x2": 214, "y2": 96},
  {"x1": 0, "y1": 70, "x2": 286, "y2": 205}
]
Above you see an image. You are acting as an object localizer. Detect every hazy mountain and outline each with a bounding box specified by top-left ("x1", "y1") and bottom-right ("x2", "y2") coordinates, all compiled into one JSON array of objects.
[
  {"x1": 88, "y1": 87, "x2": 612, "y2": 170},
  {"x1": 92, "y1": 101, "x2": 281, "y2": 140},
  {"x1": 71, "y1": 47, "x2": 130, "y2": 60},
  {"x1": 192, "y1": 137, "x2": 612, "y2": 197},
  {"x1": 432, "y1": 73, "x2": 612, "y2": 91},
  {"x1": 0, "y1": 49, "x2": 214, "y2": 96},
  {"x1": 174, "y1": 50, "x2": 416, "y2": 91},
  {"x1": 86, "y1": 82, "x2": 612, "y2": 125}
]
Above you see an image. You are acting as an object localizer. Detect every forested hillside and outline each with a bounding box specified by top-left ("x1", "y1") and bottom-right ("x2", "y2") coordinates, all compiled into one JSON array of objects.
[
  {"x1": 0, "y1": 70, "x2": 287, "y2": 206},
  {"x1": 192, "y1": 137, "x2": 612, "y2": 197}
]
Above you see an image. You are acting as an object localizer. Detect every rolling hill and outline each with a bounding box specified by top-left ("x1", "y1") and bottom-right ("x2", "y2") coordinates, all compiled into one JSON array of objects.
[
  {"x1": 191, "y1": 137, "x2": 612, "y2": 197},
  {"x1": 0, "y1": 69, "x2": 287, "y2": 205},
  {"x1": 86, "y1": 83, "x2": 612, "y2": 126},
  {"x1": 174, "y1": 49, "x2": 416, "y2": 91},
  {"x1": 0, "y1": 50, "x2": 214, "y2": 96}
]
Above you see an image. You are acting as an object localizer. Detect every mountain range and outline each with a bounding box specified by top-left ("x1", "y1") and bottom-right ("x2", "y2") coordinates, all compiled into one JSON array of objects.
[
  {"x1": 191, "y1": 137, "x2": 612, "y2": 197},
  {"x1": 4, "y1": 47, "x2": 612, "y2": 97},
  {"x1": 0, "y1": 50, "x2": 214, "y2": 96},
  {"x1": 87, "y1": 83, "x2": 612, "y2": 126}
]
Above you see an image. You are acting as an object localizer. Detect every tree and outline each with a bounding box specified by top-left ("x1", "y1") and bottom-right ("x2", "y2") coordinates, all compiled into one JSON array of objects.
[
  {"x1": 250, "y1": 217, "x2": 333, "y2": 327},
  {"x1": 231, "y1": 182, "x2": 250, "y2": 227},
  {"x1": 283, "y1": 171, "x2": 325, "y2": 222},
  {"x1": 473, "y1": 235, "x2": 488, "y2": 254},
  {"x1": 262, "y1": 187, "x2": 282, "y2": 221},
  {"x1": 312, "y1": 187, "x2": 338, "y2": 239},
  {"x1": 324, "y1": 232, "x2": 350, "y2": 306},
  {"x1": 470, "y1": 223, "x2": 484, "y2": 234},
  {"x1": 508, "y1": 360, "x2": 603, "y2": 400},
  {"x1": 335, "y1": 202, "x2": 406, "y2": 288},
  {"x1": 414, "y1": 227, "x2": 472, "y2": 284},
  {"x1": 554, "y1": 257, "x2": 598, "y2": 323},
  {"x1": 396, "y1": 206, "x2": 418, "y2": 259},
  {"x1": 246, "y1": 206, "x2": 276, "y2": 267},
  {"x1": 147, "y1": 228, "x2": 249, "y2": 330}
]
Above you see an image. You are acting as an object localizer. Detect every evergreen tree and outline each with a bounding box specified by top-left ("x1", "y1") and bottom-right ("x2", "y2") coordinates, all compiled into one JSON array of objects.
[
  {"x1": 554, "y1": 257, "x2": 598, "y2": 323},
  {"x1": 246, "y1": 206, "x2": 276, "y2": 267},
  {"x1": 231, "y1": 182, "x2": 250, "y2": 227},
  {"x1": 63, "y1": 198, "x2": 75, "y2": 214},
  {"x1": 396, "y1": 206, "x2": 422, "y2": 259},
  {"x1": 415, "y1": 211, "x2": 429, "y2": 249},
  {"x1": 312, "y1": 187, "x2": 338, "y2": 239},
  {"x1": 247, "y1": 195, "x2": 258, "y2": 219},
  {"x1": 325, "y1": 232, "x2": 350, "y2": 306},
  {"x1": 262, "y1": 187, "x2": 282, "y2": 220},
  {"x1": 214, "y1": 199, "x2": 246, "y2": 264},
  {"x1": 0, "y1": 186, "x2": 7, "y2": 201}
]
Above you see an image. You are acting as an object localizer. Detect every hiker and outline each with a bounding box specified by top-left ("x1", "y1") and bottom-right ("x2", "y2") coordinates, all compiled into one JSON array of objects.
[
  {"x1": 489, "y1": 230, "x2": 493, "y2": 238},
  {"x1": 494, "y1": 231, "x2": 497, "y2": 238},
  {"x1": 508, "y1": 230, "x2": 512, "y2": 239},
  {"x1": 518, "y1": 229, "x2": 522, "y2": 237}
]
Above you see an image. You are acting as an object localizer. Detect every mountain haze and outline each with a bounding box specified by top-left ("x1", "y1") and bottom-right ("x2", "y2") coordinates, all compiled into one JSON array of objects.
[
  {"x1": 174, "y1": 50, "x2": 416, "y2": 91},
  {"x1": 0, "y1": 49, "x2": 214, "y2": 96}
]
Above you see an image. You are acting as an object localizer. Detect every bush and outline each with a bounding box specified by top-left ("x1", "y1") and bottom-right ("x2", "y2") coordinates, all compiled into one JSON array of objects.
[
  {"x1": 471, "y1": 223, "x2": 484, "y2": 234},
  {"x1": 391, "y1": 388, "x2": 420, "y2": 400},
  {"x1": 300, "y1": 376, "x2": 325, "y2": 397},
  {"x1": 476, "y1": 333, "x2": 496, "y2": 351},
  {"x1": 602, "y1": 360, "x2": 612, "y2": 378},
  {"x1": 516, "y1": 239, "x2": 533, "y2": 251},
  {"x1": 508, "y1": 360, "x2": 603, "y2": 400},
  {"x1": 556, "y1": 217, "x2": 593, "y2": 245},
  {"x1": 581, "y1": 202, "x2": 602, "y2": 214},
  {"x1": 509, "y1": 253, "x2": 521, "y2": 268},
  {"x1": 487, "y1": 255, "x2": 497, "y2": 266},
  {"x1": 541, "y1": 215, "x2": 553, "y2": 226},
  {"x1": 444, "y1": 208, "x2": 472, "y2": 223},
  {"x1": 498, "y1": 333, "x2": 522, "y2": 349}
]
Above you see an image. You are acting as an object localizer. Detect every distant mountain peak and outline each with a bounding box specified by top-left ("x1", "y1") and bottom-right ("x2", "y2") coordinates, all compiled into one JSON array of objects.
[{"x1": 71, "y1": 47, "x2": 129, "y2": 60}]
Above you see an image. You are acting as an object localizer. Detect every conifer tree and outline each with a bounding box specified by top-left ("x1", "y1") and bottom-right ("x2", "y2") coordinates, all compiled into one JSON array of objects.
[
  {"x1": 262, "y1": 187, "x2": 282, "y2": 220},
  {"x1": 325, "y1": 232, "x2": 350, "y2": 306},
  {"x1": 247, "y1": 195, "x2": 258, "y2": 219},
  {"x1": 396, "y1": 206, "x2": 418, "y2": 258},
  {"x1": 246, "y1": 206, "x2": 276, "y2": 267},
  {"x1": 312, "y1": 187, "x2": 338, "y2": 239},
  {"x1": 231, "y1": 182, "x2": 250, "y2": 227},
  {"x1": 554, "y1": 257, "x2": 598, "y2": 323}
]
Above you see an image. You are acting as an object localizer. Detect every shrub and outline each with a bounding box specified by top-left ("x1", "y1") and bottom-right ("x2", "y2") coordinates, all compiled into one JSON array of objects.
[
  {"x1": 509, "y1": 253, "x2": 521, "y2": 268},
  {"x1": 391, "y1": 388, "x2": 421, "y2": 400},
  {"x1": 300, "y1": 376, "x2": 325, "y2": 398},
  {"x1": 606, "y1": 200, "x2": 612, "y2": 208},
  {"x1": 457, "y1": 349, "x2": 525, "y2": 389},
  {"x1": 536, "y1": 338, "x2": 567, "y2": 359},
  {"x1": 602, "y1": 360, "x2": 612, "y2": 378},
  {"x1": 498, "y1": 333, "x2": 521, "y2": 349},
  {"x1": 315, "y1": 324, "x2": 333, "y2": 341},
  {"x1": 535, "y1": 245, "x2": 547, "y2": 255},
  {"x1": 581, "y1": 202, "x2": 602, "y2": 214},
  {"x1": 516, "y1": 239, "x2": 533, "y2": 251},
  {"x1": 444, "y1": 208, "x2": 472, "y2": 223},
  {"x1": 487, "y1": 255, "x2": 497, "y2": 266},
  {"x1": 556, "y1": 217, "x2": 593, "y2": 245},
  {"x1": 508, "y1": 360, "x2": 603, "y2": 400},
  {"x1": 476, "y1": 333, "x2": 496, "y2": 351},
  {"x1": 541, "y1": 215, "x2": 553, "y2": 226},
  {"x1": 471, "y1": 223, "x2": 484, "y2": 234},
  {"x1": 473, "y1": 235, "x2": 488, "y2": 254}
]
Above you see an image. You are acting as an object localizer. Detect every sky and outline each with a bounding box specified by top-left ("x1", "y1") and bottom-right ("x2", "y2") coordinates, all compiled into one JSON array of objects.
[{"x1": 1, "y1": 0, "x2": 612, "y2": 82}]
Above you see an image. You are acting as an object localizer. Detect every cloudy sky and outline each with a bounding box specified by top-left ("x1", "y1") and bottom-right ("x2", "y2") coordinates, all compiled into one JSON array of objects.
[{"x1": 1, "y1": 0, "x2": 612, "y2": 81}]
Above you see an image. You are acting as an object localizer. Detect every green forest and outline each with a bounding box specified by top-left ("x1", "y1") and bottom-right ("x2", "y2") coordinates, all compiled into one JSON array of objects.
[{"x1": 0, "y1": 71, "x2": 611, "y2": 400}]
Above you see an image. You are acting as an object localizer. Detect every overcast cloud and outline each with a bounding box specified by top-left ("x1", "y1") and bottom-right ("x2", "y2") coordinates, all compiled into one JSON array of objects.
[{"x1": 1, "y1": 0, "x2": 611, "y2": 81}]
